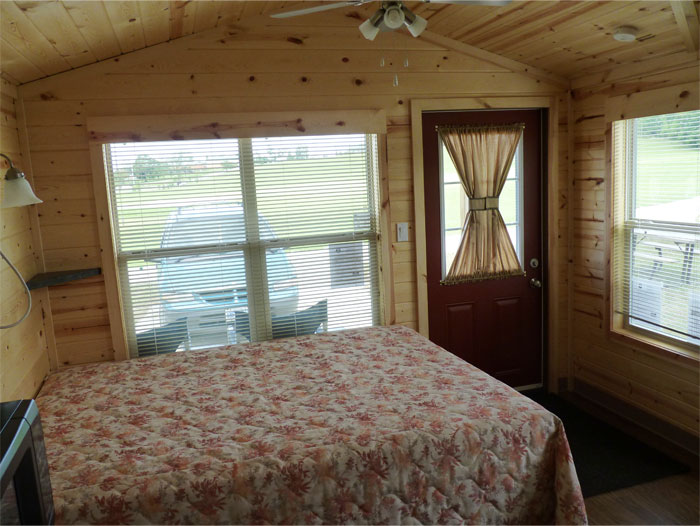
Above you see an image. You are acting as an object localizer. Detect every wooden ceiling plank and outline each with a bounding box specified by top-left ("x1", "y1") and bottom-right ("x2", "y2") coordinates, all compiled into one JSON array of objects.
[
  {"x1": 529, "y1": 2, "x2": 682, "y2": 68},
  {"x1": 192, "y1": 1, "x2": 222, "y2": 33},
  {"x1": 62, "y1": 1, "x2": 122, "y2": 61},
  {"x1": 479, "y1": 1, "x2": 608, "y2": 54},
  {"x1": 467, "y1": 0, "x2": 577, "y2": 49},
  {"x1": 446, "y1": 0, "x2": 540, "y2": 42},
  {"x1": 14, "y1": 0, "x2": 96, "y2": 68},
  {"x1": 0, "y1": 38, "x2": 45, "y2": 84},
  {"x1": 422, "y1": 5, "x2": 498, "y2": 38},
  {"x1": 139, "y1": 1, "x2": 170, "y2": 46},
  {"x1": 490, "y1": 1, "x2": 646, "y2": 60},
  {"x1": 571, "y1": 49, "x2": 700, "y2": 89},
  {"x1": 409, "y1": 1, "x2": 445, "y2": 18},
  {"x1": 584, "y1": 28, "x2": 689, "y2": 66},
  {"x1": 670, "y1": 0, "x2": 699, "y2": 52},
  {"x1": 496, "y1": 1, "x2": 678, "y2": 71},
  {"x1": 0, "y1": 1, "x2": 71, "y2": 76},
  {"x1": 103, "y1": 0, "x2": 147, "y2": 53},
  {"x1": 542, "y1": 29, "x2": 689, "y2": 78},
  {"x1": 418, "y1": 29, "x2": 568, "y2": 89}
]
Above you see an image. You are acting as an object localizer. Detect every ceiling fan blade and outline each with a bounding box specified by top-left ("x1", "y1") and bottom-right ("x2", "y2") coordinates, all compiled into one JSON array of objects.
[
  {"x1": 423, "y1": 0, "x2": 512, "y2": 5},
  {"x1": 270, "y1": 1, "x2": 365, "y2": 19}
]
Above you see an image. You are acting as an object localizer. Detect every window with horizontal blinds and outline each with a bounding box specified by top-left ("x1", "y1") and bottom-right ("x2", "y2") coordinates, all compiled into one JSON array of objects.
[
  {"x1": 103, "y1": 134, "x2": 381, "y2": 358},
  {"x1": 611, "y1": 110, "x2": 700, "y2": 347}
]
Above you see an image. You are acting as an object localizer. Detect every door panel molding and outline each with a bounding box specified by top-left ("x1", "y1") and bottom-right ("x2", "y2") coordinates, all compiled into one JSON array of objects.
[{"x1": 410, "y1": 96, "x2": 563, "y2": 391}]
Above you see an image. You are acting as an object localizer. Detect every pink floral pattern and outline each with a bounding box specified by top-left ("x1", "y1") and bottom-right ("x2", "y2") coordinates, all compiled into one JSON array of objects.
[{"x1": 36, "y1": 325, "x2": 586, "y2": 525}]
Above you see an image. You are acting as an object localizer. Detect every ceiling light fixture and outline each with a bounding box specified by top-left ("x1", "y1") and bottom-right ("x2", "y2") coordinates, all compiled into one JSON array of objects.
[
  {"x1": 402, "y1": 6, "x2": 428, "y2": 37},
  {"x1": 358, "y1": 7, "x2": 385, "y2": 40},
  {"x1": 359, "y1": 2, "x2": 429, "y2": 40},
  {"x1": 613, "y1": 25, "x2": 638, "y2": 42},
  {"x1": 383, "y1": 2, "x2": 405, "y2": 29},
  {"x1": 272, "y1": 1, "x2": 512, "y2": 40}
]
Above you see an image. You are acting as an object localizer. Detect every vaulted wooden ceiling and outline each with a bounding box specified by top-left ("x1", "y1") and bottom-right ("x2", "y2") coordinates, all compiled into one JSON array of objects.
[{"x1": 1, "y1": 1, "x2": 698, "y2": 85}]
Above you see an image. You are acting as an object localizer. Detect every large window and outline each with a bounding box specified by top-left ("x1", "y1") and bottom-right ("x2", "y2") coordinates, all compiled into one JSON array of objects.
[
  {"x1": 104, "y1": 134, "x2": 381, "y2": 357},
  {"x1": 612, "y1": 110, "x2": 700, "y2": 348}
]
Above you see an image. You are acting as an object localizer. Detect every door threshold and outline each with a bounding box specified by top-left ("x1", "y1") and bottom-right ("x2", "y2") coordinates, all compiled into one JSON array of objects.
[{"x1": 515, "y1": 382, "x2": 543, "y2": 392}]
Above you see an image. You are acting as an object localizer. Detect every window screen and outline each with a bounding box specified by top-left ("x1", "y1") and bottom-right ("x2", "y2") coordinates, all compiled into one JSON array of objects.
[
  {"x1": 103, "y1": 134, "x2": 381, "y2": 357},
  {"x1": 612, "y1": 110, "x2": 700, "y2": 346}
]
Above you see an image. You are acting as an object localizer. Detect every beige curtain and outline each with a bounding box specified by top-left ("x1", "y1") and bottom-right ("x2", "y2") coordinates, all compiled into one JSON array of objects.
[{"x1": 438, "y1": 123, "x2": 525, "y2": 284}]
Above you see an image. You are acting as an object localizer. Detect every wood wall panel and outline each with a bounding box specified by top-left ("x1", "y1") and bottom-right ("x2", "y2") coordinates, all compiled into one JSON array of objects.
[
  {"x1": 571, "y1": 59, "x2": 700, "y2": 440},
  {"x1": 17, "y1": 22, "x2": 564, "y2": 368},
  {"x1": 0, "y1": 78, "x2": 49, "y2": 402}
]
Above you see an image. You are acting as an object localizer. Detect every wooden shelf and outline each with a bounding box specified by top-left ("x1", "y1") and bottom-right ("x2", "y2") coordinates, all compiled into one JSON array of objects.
[{"x1": 26, "y1": 268, "x2": 101, "y2": 290}]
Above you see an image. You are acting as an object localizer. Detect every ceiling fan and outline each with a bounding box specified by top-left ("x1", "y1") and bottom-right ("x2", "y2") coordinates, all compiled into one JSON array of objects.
[{"x1": 270, "y1": 1, "x2": 511, "y2": 41}]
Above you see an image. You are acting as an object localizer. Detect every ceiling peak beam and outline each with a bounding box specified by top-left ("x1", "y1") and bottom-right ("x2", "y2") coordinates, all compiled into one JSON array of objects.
[
  {"x1": 418, "y1": 30, "x2": 568, "y2": 90},
  {"x1": 670, "y1": 0, "x2": 699, "y2": 52}
]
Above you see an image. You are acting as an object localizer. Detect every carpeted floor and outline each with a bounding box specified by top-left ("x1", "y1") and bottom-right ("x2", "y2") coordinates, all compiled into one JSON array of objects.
[{"x1": 522, "y1": 390, "x2": 690, "y2": 498}]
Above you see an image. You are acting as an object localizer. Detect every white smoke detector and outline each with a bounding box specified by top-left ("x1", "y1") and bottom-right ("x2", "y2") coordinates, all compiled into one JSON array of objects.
[{"x1": 613, "y1": 26, "x2": 638, "y2": 42}]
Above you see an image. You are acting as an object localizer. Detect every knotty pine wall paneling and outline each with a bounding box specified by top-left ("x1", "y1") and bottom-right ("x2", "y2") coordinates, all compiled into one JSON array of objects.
[
  {"x1": 0, "y1": 78, "x2": 50, "y2": 401},
  {"x1": 570, "y1": 56, "x2": 700, "y2": 443},
  {"x1": 17, "y1": 22, "x2": 566, "y2": 371}
]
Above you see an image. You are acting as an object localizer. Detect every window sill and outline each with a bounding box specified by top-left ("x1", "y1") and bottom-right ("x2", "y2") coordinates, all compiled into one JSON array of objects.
[{"x1": 609, "y1": 326, "x2": 699, "y2": 367}]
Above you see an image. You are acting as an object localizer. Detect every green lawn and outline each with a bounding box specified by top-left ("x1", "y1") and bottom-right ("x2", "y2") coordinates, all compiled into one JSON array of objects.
[
  {"x1": 113, "y1": 154, "x2": 374, "y2": 251},
  {"x1": 635, "y1": 135, "x2": 699, "y2": 210}
]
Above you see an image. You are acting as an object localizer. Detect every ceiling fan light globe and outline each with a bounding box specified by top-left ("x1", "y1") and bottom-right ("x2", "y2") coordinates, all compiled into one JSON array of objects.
[
  {"x1": 383, "y1": 5, "x2": 405, "y2": 29},
  {"x1": 359, "y1": 18, "x2": 381, "y2": 40},
  {"x1": 406, "y1": 14, "x2": 428, "y2": 37}
]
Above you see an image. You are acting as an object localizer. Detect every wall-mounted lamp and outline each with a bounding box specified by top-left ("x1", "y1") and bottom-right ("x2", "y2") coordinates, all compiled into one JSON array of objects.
[
  {"x1": 1, "y1": 153, "x2": 41, "y2": 329},
  {"x1": 1, "y1": 153, "x2": 42, "y2": 208}
]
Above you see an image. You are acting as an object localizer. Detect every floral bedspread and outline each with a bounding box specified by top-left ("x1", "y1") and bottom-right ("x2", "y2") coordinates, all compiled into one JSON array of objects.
[{"x1": 36, "y1": 325, "x2": 586, "y2": 525}]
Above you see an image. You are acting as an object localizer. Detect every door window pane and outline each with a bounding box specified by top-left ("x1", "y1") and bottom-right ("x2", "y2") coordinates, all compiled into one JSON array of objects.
[{"x1": 441, "y1": 138, "x2": 523, "y2": 276}]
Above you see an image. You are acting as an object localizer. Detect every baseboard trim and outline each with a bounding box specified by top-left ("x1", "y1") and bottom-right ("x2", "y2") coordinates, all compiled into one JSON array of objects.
[{"x1": 565, "y1": 379, "x2": 699, "y2": 469}]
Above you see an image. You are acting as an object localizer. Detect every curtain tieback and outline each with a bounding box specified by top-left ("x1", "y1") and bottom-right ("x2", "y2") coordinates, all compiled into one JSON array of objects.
[{"x1": 469, "y1": 197, "x2": 499, "y2": 210}]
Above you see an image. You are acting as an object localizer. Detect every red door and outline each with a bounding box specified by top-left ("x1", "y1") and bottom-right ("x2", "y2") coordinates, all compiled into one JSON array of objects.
[{"x1": 422, "y1": 109, "x2": 545, "y2": 388}]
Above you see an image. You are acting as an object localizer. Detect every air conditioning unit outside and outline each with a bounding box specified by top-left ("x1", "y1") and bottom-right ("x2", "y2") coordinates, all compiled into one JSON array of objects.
[{"x1": 629, "y1": 277, "x2": 663, "y2": 332}]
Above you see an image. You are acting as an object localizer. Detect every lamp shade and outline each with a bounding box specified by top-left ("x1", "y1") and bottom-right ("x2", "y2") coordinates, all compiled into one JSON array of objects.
[
  {"x1": 406, "y1": 13, "x2": 428, "y2": 37},
  {"x1": 2, "y1": 175, "x2": 42, "y2": 208},
  {"x1": 359, "y1": 18, "x2": 381, "y2": 40}
]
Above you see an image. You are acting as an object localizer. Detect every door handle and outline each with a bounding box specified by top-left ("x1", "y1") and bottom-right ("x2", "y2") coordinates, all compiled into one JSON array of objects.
[{"x1": 529, "y1": 278, "x2": 542, "y2": 289}]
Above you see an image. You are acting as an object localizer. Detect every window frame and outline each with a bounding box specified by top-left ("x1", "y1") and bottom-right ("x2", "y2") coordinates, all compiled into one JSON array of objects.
[
  {"x1": 608, "y1": 115, "x2": 700, "y2": 359},
  {"x1": 88, "y1": 110, "x2": 389, "y2": 361}
]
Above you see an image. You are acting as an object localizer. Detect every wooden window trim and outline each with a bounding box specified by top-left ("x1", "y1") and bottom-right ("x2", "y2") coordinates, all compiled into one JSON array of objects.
[{"x1": 87, "y1": 110, "x2": 390, "y2": 360}]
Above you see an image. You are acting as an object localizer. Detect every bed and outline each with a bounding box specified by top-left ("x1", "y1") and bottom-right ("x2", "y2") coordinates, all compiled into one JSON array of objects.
[{"x1": 35, "y1": 325, "x2": 587, "y2": 524}]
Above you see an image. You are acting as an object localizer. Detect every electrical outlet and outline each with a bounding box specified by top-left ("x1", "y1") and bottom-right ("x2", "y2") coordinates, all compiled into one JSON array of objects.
[{"x1": 397, "y1": 222, "x2": 409, "y2": 242}]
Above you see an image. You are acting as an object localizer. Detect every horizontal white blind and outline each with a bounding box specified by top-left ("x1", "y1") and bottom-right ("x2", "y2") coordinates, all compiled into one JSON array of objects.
[
  {"x1": 612, "y1": 110, "x2": 700, "y2": 346},
  {"x1": 104, "y1": 134, "x2": 381, "y2": 357}
]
